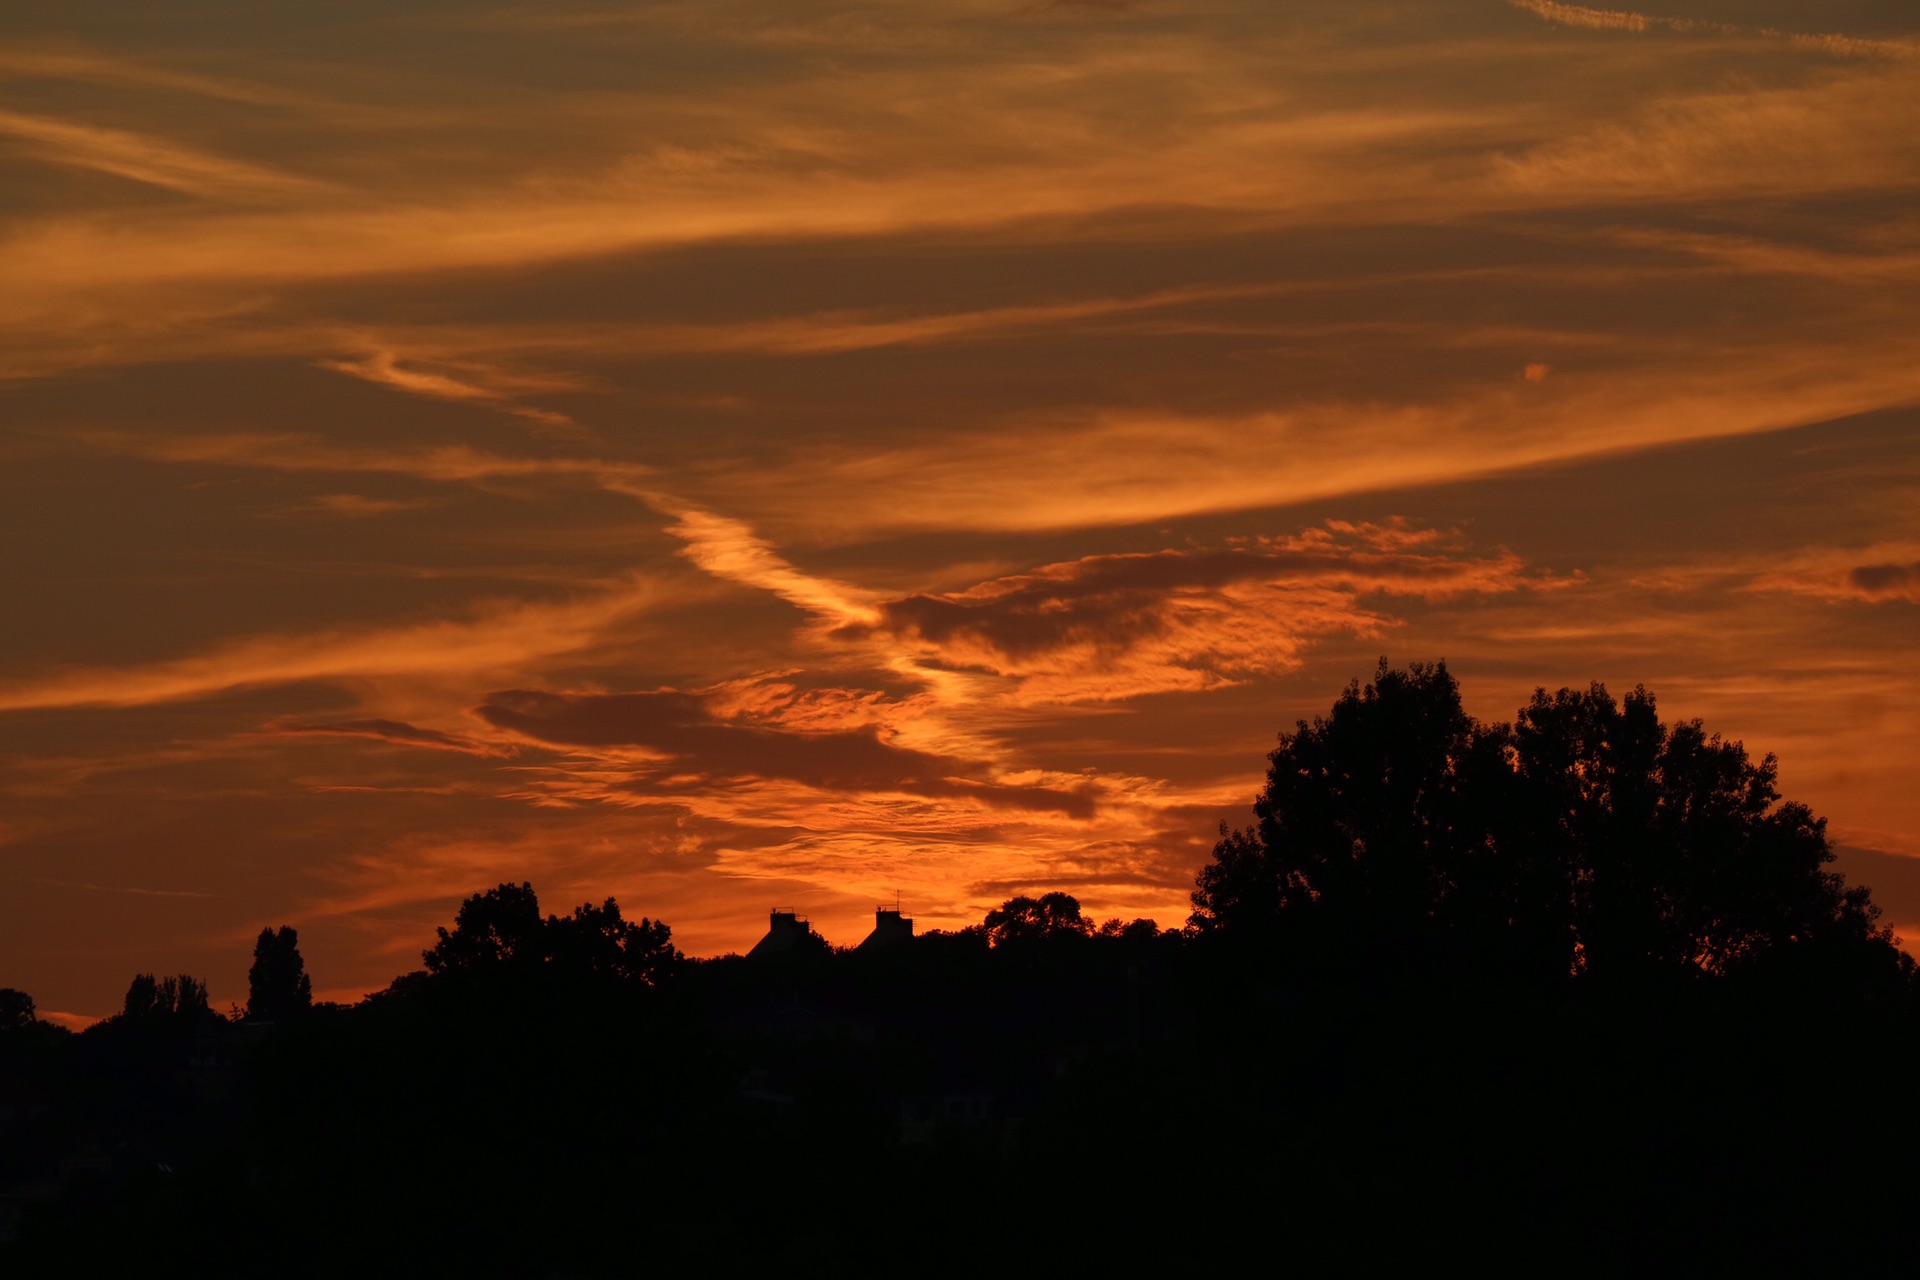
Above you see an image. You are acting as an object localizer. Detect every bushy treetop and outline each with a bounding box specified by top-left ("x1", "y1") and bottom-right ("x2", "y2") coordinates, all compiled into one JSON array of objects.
[
  {"x1": 421, "y1": 882, "x2": 681, "y2": 988},
  {"x1": 1192, "y1": 660, "x2": 1897, "y2": 983}
]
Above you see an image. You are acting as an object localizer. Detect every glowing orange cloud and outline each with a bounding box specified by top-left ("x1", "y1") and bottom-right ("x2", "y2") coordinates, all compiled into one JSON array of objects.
[
  {"x1": 1729, "y1": 543, "x2": 1920, "y2": 606},
  {"x1": 839, "y1": 523, "x2": 1563, "y2": 702},
  {"x1": 261, "y1": 717, "x2": 508, "y2": 757},
  {"x1": 1509, "y1": 0, "x2": 1920, "y2": 56},
  {"x1": 659, "y1": 507, "x2": 881, "y2": 628},
  {"x1": 0, "y1": 108, "x2": 332, "y2": 199},
  {"x1": 0, "y1": 573, "x2": 676, "y2": 712}
]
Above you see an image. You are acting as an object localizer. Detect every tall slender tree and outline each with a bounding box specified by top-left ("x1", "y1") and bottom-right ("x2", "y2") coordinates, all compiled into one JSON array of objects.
[{"x1": 247, "y1": 925, "x2": 314, "y2": 1020}]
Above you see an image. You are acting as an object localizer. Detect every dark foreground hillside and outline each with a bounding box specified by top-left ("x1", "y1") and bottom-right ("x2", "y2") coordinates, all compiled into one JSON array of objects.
[{"x1": 6, "y1": 664, "x2": 1920, "y2": 1272}]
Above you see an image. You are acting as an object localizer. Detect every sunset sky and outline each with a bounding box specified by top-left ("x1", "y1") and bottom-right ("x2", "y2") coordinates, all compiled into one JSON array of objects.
[{"x1": 3, "y1": 0, "x2": 1917, "y2": 1022}]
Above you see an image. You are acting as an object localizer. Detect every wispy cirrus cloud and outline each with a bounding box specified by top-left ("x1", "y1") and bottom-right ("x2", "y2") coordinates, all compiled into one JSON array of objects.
[
  {"x1": 75, "y1": 430, "x2": 655, "y2": 492},
  {"x1": 660, "y1": 507, "x2": 881, "y2": 627},
  {"x1": 1495, "y1": 64, "x2": 1920, "y2": 199},
  {"x1": 600, "y1": 283, "x2": 1294, "y2": 356},
  {"x1": 709, "y1": 339, "x2": 1920, "y2": 538},
  {"x1": 1510, "y1": 0, "x2": 1668, "y2": 33},
  {"x1": 36, "y1": 878, "x2": 213, "y2": 899},
  {"x1": 275, "y1": 493, "x2": 437, "y2": 519},
  {"x1": 316, "y1": 347, "x2": 585, "y2": 430},
  {"x1": 0, "y1": 44, "x2": 362, "y2": 107},
  {"x1": 1737, "y1": 543, "x2": 1920, "y2": 606},
  {"x1": 1508, "y1": 0, "x2": 1920, "y2": 56},
  {"x1": 0, "y1": 573, "x2": 674, "y2": 712},
  {"x1": 261, "y1": 716, "x2": 508, "y2": 757},
  {"x1": 0, "y1": 108, "x2": 331, "y2": 198}
]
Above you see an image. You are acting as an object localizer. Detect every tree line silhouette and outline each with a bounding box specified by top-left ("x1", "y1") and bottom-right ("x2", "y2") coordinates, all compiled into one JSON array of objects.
[{"x1": 3, "y1": 661, "x2": 1919, "y2": 1270}]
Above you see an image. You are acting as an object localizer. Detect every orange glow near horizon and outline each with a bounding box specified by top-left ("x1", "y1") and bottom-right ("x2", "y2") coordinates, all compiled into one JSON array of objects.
[{"x1": 3, "y1": 0, "x2": 1918, "y2": 1020}]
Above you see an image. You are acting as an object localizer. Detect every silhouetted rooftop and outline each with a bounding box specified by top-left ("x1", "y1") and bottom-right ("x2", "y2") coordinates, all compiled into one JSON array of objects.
[
  {"x1": 747, "y1": 910, "x2": 815, "y2": 959},
  {"x1": 857, "y1": 907, "x2": 914, "y2": 951}
]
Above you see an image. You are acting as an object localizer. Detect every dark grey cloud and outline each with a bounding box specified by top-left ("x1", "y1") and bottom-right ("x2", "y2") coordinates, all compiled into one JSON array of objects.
[
  {"x1": 1848, "y1": 561, "x2": 1920, "y2": 601},
  {"x1": 839, "y1": 535, "x2": 1532, "y2": 666},
  {"x1": 474, "y1": 688, "x2": 1093, "y2": 816}
]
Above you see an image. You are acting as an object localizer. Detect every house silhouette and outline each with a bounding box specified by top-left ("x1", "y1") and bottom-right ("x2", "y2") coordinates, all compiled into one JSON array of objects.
[
  {"x1": 857, "y1": 906, "x2": 914, "y2": 951},
  {"x1": 746, "y1": 910, "x2": 815, "y2": 958},
  {"x1": 746, "y1": 905, "x2": 916, "y2": 955}
]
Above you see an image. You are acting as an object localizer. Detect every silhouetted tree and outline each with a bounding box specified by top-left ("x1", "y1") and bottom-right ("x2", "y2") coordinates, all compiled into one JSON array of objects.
[
  {"x1": 420, "y1": 883, "x2": 681, "y2": 986},
  {"x1": 0, "y1": 986, "x2": 35, "y2": 1031},
  {"x1": 1192, "y1": 659, "x2": 1897, "y2": 983},
  {"x1": 120, "y1": 972, "x2": 213, "y2": 1025},
  {"x1": 247, "y1": 926, "x2": 314, "y2": 1020},
  {"x1": 546, "y1": 898, "x2": 681, "y2": 986},
  {"x1": 1096, "y1": 917, "x2": 1160, "y2": 942},
  {"x1": 1191, "y1": 660, "x2": 1503, "y2": 950},
  {"x1": 1502, "y1": 680, "x2": 1888, "y2": 979},
  {"x1": 984, "y1": 893, "x2": 1093, "y2": 946},
  {"x1": 422, "y1": 882, "x2": 545, "y2": 974}
]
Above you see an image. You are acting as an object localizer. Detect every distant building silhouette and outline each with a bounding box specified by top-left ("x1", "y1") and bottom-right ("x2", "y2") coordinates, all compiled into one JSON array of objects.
[
  {"x1": 858, "y1": 906, "x2": 914, "y2": 951},
  {"x1": 746, "y1": 904, "x2": 915, "y2": 956},
  {"x1": 747, "y1": 910, "x2": 816, "y2": 958}
]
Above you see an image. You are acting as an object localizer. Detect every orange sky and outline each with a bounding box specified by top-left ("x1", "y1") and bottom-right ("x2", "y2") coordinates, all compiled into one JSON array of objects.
[{"x1": 3, "y1": 0, "x2": 1917, "y2": 1021}]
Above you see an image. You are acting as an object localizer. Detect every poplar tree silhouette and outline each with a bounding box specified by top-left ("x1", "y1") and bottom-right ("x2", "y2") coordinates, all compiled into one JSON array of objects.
[
  {"x1": 121, "y1": 973, "x2": 213, "y2": 1025},
  {"x1": 247, "y1": 926, "x2": 314, "y2": 1020}
]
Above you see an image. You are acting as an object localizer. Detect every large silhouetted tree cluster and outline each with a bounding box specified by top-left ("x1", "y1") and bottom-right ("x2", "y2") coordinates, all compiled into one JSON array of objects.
[
  {"x1": 117, "y1": 973, "x2": 214, "y2": 1028},
  {"x1": 982, "y1": 891, "x2": 1093, "y2": 946},
  {"x1": 419, "y1": 881, "x2": 681, "y2": 987},
  {"x1": 1191, "y1": 660, "x2": 1900, "y2": 987}
]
